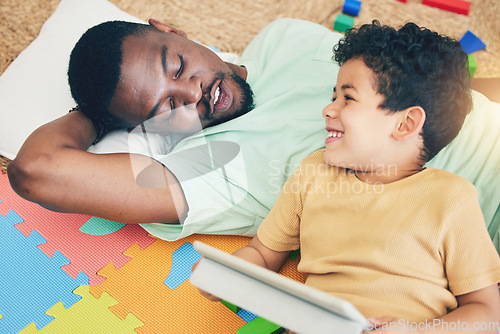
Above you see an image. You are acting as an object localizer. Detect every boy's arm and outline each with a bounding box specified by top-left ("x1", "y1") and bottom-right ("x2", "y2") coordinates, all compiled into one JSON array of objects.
[
  {"x1": 369, "y1": 284, "x2": 500, "y2": 334},
  {"x1": 8, "y1": 110, "x2": 186, "y2": 224},
  {"x1": 196, "y1": 235, "x2": 291, "y2": 301},
  {"x1": 233, "y1": 236, "x2": 291, "y2": 272}
]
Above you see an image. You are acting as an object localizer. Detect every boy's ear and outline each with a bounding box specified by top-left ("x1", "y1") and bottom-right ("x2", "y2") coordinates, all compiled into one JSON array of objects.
[
  {"x1": 392, "y1": 106, "x2": 426, "y2": 141},
  {"x1": 148, "y1": 19, "x2": 188, "y2": 38}
]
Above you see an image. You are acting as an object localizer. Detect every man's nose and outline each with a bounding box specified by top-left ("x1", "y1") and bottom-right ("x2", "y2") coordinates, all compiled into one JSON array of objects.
[{"x1": 174, "y1": 76, "x2": 202, "y2": 105}]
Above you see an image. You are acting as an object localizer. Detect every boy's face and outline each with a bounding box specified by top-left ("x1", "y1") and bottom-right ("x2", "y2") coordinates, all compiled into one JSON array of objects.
[{"x1": 322, "y1": 58, "x2": 400, "y2": 172}]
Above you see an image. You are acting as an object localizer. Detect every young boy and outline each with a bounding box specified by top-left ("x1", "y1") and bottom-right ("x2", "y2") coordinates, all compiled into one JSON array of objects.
[{"x1": 198, "y1": 21, "x2": 500, "y2": 332}]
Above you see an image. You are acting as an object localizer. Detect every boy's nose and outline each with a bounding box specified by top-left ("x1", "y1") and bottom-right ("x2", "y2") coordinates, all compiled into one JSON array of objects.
[{"x1": 322, "y1": 101, "x2": 339, "y2": 119}]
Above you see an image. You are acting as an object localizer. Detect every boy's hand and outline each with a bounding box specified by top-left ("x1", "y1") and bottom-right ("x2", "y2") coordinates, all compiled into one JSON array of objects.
[{"x1": 191, "y1": 259, "x2": 221, "y2": 302}]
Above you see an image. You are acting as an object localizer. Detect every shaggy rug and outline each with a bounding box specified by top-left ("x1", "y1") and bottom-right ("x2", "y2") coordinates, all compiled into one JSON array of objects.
[{"x1": 1, "y1": 0, "x2": 499, "y2": 172}]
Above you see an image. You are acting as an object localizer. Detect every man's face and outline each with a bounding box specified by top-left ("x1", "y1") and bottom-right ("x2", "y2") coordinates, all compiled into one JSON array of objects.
[{"x1": 108, "y1": 28, "x2": 254, "y2": 135}]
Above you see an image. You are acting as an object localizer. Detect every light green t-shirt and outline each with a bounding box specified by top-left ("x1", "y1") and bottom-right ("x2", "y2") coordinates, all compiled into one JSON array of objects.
[
  {"x1": 143, "y1": 18, "x2": 341, "y2": 240},
  {"x1": 143, "y1": 19, "x2": 500, "y2": 250}
]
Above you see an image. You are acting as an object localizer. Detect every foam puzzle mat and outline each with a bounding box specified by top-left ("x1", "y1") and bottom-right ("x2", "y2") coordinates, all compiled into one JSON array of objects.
[{"x1": 0, "y1": 172, "x2": 306, "y2": 333}]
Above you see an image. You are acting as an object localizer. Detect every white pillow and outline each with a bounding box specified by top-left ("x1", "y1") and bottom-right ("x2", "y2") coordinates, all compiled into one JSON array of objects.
[
  {"x1": 0, "y1": 0, "x2": 145, "y2": 159},
  {"x1": 0, "y1": 0, "x2": 240, "y2": 159}
]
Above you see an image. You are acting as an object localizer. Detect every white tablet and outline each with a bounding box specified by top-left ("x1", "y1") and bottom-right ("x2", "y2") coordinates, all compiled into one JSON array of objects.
[{"x1": 190, "y1": 241, "x2": 371, "y2": 334}]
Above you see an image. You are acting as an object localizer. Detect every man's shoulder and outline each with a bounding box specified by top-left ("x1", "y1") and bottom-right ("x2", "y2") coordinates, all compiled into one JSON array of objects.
[
  {"x1": 257, "y1": 18, "x2": 334, "y2": 43},
  {"x1": 265, "y1": 18, "x2": 330, "y2": 31}
]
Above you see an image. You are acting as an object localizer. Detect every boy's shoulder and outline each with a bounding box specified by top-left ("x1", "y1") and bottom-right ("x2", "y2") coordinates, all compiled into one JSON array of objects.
[
  {"x1": 423, "y1": 167, "x2": 475, "y2": 186},
  {"x1": 417, "y1": 167, "x2": 479, "y2": 201},
  {"x1": 302, "y1": 149, "x2": 326, "y2": 163},
  {"x1": 300, "y1": 149, "x2": 334, "y2": 171}
]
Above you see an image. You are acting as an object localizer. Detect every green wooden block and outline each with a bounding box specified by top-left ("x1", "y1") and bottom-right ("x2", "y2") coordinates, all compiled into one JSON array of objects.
[
  {"x1": 468, "y1": 54, "x2": 477, "y2": 77},
  {"x1": 334, "y1": 14, "x2": 355, "y2": 33},
  {"x1": 237, "y1": 317, "x2": 283, "y2": 334}
]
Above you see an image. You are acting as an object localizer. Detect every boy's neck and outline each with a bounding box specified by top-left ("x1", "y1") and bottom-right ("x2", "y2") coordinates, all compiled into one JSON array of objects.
[{"x1": 354, "y1": 163, "x2": 424, "y2": 184}]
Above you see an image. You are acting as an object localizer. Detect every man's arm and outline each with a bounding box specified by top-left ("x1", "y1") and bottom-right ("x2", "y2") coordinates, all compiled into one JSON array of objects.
[{"x1": 7, "y1": 110, "x2": 186, "y2": 224}]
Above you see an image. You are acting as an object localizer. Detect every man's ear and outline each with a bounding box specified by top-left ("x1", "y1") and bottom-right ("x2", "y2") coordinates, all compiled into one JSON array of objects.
[
  {"x1": 392, "y1": 106, "x2": 426, "y2": 141},
  {"x1": 148, "y1": 19, "x2": 188, "y2": 38}
]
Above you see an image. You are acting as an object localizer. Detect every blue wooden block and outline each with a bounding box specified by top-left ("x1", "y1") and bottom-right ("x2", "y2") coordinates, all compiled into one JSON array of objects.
[
  {"x1": 342, "y1": 0, "x2": 362, "y2": 17},
  {"x1": 460, "y1": 31, "x2": 486, "y2": 54}
]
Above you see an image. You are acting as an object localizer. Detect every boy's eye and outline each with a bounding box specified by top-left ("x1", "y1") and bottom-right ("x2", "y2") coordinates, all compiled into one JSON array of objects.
[
  {"x1": 344, "y1": 95, "x2": 353, "y2": 101},
  {"x1": 170, "y1": 98, "x2": 175, "y2": 111},
  {"x1": 174, "y1": 55, "x2": 184, "y2": 79}
]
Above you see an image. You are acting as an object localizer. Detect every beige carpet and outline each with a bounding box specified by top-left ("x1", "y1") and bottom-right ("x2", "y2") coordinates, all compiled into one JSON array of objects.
[{"x1": 1, "y1": 0, "x2": 499, "y2": 172}]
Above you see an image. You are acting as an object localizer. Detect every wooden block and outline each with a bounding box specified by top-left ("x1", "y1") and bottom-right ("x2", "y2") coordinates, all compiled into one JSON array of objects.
[
  {"x1": 333, "y1": 14, "x2": 355, "y2": 33},
  {"x1": 468, "y1": 54, "x2": 477, "y2": 77},
  {"x1": 460, "y1": 31, "x2": 486, "y2": 54},
  {"x1": 422, "y1": 0, "x2": 471, "y2": 15},
  {"x1": 342, "y1": 0, "x2": 362, "y2": 17}
]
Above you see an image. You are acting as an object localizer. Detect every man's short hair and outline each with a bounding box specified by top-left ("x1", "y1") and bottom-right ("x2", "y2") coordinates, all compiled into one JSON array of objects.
[
  {"x1": 333, "y1": 21, "x2": 472, "y2": 162},
  {"x1": 68, "y1": 21, "x2": 154, "y2": 135}
]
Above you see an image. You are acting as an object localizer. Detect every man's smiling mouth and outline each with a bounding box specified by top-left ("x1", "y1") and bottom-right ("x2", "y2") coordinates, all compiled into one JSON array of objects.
[
  {"x1": 214, "y1": 85, "x2": 221, "y2": 105},
  {"x1": 212, "y1": 80, "x2": 233, "y2": 115}
]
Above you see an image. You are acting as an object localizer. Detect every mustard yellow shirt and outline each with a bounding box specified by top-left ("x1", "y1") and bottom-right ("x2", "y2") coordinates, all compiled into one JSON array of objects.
[{"x1": 258, "y1": 150, "x2": 500, "y2": 321}]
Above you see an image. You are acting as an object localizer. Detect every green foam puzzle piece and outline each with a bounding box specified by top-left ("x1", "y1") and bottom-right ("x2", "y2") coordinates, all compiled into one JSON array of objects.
[
  {"x1": 18, "y1": 286, "x2": 143, "y2": 334},
  {"x1": 237, "y1": 317, "x2": 282, "y2": 334},
  {"x1": 288, "y1": 249, "x2": 300, "y2": 260},
  {"x1": 221, "y1": 300, "x2": 242, "y2": 314},
  {"x1": 79, "y1": 217, "x2": 127, "y2": 235}
]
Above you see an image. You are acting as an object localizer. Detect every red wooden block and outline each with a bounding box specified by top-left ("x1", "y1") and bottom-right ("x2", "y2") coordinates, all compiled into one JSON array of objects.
[{"x1": 422, "y1": 0, "x2": 470, "y2": 15}]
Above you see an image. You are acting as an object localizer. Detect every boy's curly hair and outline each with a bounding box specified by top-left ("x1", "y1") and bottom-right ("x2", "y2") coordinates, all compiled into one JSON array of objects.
[{"x1": 333, "y1": 21, "x2": 472, "y2": 162}]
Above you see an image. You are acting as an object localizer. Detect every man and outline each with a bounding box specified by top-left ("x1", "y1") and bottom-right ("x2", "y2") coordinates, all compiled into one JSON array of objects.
[{"x1": 8, "y1": 18, "x2": 500, "y2": 246}]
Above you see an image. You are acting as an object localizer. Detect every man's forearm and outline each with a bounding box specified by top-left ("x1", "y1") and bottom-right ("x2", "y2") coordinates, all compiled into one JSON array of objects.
[{"x1": 8, "y1": 111, "x2": 186, "y2": 223}]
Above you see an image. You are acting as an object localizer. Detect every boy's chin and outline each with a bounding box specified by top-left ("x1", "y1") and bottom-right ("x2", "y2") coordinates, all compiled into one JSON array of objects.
[{"x1": 323, "y1": 154, "x2": 339, "y2": 167}]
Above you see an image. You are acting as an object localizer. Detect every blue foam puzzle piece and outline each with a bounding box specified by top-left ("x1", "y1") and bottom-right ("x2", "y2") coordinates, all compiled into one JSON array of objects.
[
  {"x1": 0, "y1": 209, "x2": 89, "y2": 332},
  {"x1": 460, "y1": 31, "x2": 486, "y2": 54},
  {"x1": 164, "y1": 242, "x2": 202, "y2": 289},
  {"x1": 236, "y1": 308, "x2": 259, "y2": 323}
]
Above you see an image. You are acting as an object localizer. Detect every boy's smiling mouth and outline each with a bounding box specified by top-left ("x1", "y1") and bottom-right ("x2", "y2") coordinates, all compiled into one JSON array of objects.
[
  {"x1": 327, "y1": 130, "x2": 344, "y2": 138},
  {"x1": 325, "y1": 129, "x2": 344, "y2": 145}
]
